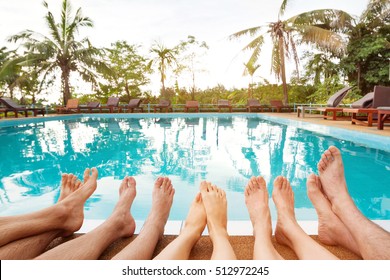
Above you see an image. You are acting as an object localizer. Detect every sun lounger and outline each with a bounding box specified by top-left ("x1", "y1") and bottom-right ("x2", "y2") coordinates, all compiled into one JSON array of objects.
[
  {"x1": 100, "y1": 97, "x2": 120, "y2": 113},
  {"x1": 0, "y1": 97, "x2": 46, "y2": 118},
  {"x1": 343, "y1": 85, "x2": 390, "y2": 127},
  {"x1": 351, "y1": 92, "x2": 374, "y2": 108},
  {"x1": 270, "y1": 100, "x2": 293, "y2": 113},
  {"x1": 56, "y1": 99, "x2": 79, "y2": 114},
  {"x1": 184, "y1": 101, "x2": 199, "y2": 112},
  {"x1": 123, "y1": 99, "x2": 143, "y2": 113},
  {"x1": 297, "y1": 86, "x2": 353, "y2": 120},
  {"x1": 246, "y1": 99, "x2": 264, "y2": 112},
  {"x1": 377, "y1": 107, "x2": 390, "y2": 130},
  {"x1": 217, "y1": 99, "x2": 232, "y2": 112},
  {"x1": 154, "y1": 100, "x2": 173, "y2": 113},
  {"x1": 78, "y1": 101, "x2": 100, "y2": 113}
]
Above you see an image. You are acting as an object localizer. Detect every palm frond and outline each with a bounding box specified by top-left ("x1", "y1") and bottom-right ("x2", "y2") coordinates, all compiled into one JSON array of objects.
[
  {"x1": 229, "y1": 26, "x2": 263, "y2": 40},
  {"x1": 296, "y1": 25, "x2": 346, "y2": 55}
]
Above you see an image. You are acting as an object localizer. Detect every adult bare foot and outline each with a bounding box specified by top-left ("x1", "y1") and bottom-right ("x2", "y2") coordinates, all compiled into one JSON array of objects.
[
  {"x1": 200, "y1": 181, "x2": 228, "y2": 240},
  {"x1": 272, "y1": 176, "x2": 297, "y2": 248},
  {"x1": 245, "y1": 176, "x2": 272, "y2": 237},
  {"x1": 58, "y1": 167, "x2": 99, "y2": 235},
  {"x1": 245, "y1": 176, "x2": 283, "y2": 260},
  {"x1": 307, "y1": 174, "x2": 360, "y2": 256},
  {"x1": 104, "y1": 176, "x2": 136, "y2": 238},
  {"x1": 317, "y1": 146, "x2": 351, "y2": 207},
  {"x1": 181, "y1": 192, "x2": 206, "y2": 238},
  {"x1": 58, "y1": 174, "x2": 82, "y2": 202},
  {"x1": 143, "y1": 177, "x2": 175, "y2": 236}
]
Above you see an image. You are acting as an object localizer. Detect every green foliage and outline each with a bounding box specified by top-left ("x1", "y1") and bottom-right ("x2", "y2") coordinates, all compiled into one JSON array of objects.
[
  {"x1": 97, "y1": 41, "x2": 151, "y2": 102},
  {"x1": 6, "y1": 0, "x2": 107, "y2": 105},
  {"x1": 340, "y1": 0, "x2": 390, "y2": 93}
]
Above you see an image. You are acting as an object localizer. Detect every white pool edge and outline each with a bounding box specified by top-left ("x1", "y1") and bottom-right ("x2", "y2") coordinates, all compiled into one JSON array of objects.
[{"x1": 77, "y1": 219, "x2": 390, "y2": 236}]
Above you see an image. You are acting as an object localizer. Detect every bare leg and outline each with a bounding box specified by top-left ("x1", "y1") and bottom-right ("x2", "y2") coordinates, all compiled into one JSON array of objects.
[
  {"x1": 112, "y1": 177, "x2": 175, "y2": 260},
  {"x1": 154, "y1": 192, "x2": 206, "y2": 260},
  {"x1": 245, "y1": 176, "x2": 283, "y2": 260},
  {"x1": 36, "y1": 176, "x2": 136, "y2": 260},
  {"x1": 0, "y1": 168, "x2": 98, "y2": 247},
  {"x1": 273, "y1": 176, "x2": 338, "y2": 260},
  {"x1": 318, "y1": 146, "x2": 390, "y2": 259},
  {"x1": 200, "y1": 181, "x2": 236, "y2": 260},
  {"x1": 306, "y1": 174, "x2": 360, "y2": 256},
  {"x1": 0, "y1": 174, "x2": 82, "y2": 259}
]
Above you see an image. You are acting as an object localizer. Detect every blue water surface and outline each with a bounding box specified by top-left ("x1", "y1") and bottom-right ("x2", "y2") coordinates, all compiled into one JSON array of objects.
[{"x1": 0, "y1": 114, "x2": 389, "y2": 221}]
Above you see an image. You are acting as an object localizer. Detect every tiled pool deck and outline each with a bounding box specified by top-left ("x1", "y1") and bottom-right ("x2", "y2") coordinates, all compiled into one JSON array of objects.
[{"x1": 2, "y1": 112, "x2": 390, "y2": 235}]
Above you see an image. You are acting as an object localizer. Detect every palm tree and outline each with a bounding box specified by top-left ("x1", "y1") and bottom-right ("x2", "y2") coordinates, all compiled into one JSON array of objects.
[
  {"x1": 243, "y1": 62, "x2": 260, "y2": 98},
  {"x1": 6, "y1": 0, "x2": 107, "y2": 105},
  {"x1": 148, "y1": 42, "x2": 179, "y2": 99},
  {"x1": 230, "y1": 0, "x2": 353, "y2": 104}
]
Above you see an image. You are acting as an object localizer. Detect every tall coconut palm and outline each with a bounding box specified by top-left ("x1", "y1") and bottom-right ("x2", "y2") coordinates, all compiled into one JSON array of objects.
[
  {"x1": 6, "y1": 0, "x2": 107, "y2": 105},
  {"x1": 148, "y1": 42, "x2": 179, "y2": 99},
  {"x1": 230, "y1": 0, "x2": 353, "y2": 104}
]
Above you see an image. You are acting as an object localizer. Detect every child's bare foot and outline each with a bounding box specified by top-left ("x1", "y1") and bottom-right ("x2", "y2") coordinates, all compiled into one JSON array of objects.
[
  {"x1": 144, "y1": 177, "x2": 175, "y2": 237},
  {"x1": 200, "y1": 181, "x2": 228, "y2": 241}
]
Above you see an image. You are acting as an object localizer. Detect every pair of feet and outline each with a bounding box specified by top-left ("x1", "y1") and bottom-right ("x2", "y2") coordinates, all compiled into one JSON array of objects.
[
  {"x1": 57, "y1": 170, "x2": 175, "y2": 241},
  {"x1": 245, "y1": 146, "x2": 354, "y2": 251}
]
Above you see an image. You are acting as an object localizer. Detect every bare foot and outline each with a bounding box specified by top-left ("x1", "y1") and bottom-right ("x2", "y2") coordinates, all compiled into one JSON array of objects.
[
  {"x1": 200, "y1": 181, "x2": 228, "y2": 241},
  {"x1": 307, "y1": 174, "x2": 360, "y2": 255},
  {"x1": 317, "y1": 146, "x2": 350, "y2": 206},
  {"x1": 244, "y1": 176, "x2": 272, "y2": 237},
  {"x1": 58, "y1": 168, "x2": 99, "y2": 235},
  {"x1": 105, "y1": 177, "x2": 136, "y2": 238},
  {"x1": 180, "y1": 193, "x2": 207, "y2": 238},
  {"x1": 272, "y1": 176, "x2": 297, "y2": 248},
  {"x1": 58, "y1": 174, "x2": 82, "y2": 202},
  {"x1": 144, "y1": 177, "x2": 175, "y2": 236}
]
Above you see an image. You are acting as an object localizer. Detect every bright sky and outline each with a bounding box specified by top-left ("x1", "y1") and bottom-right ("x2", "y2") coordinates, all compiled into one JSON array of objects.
[{"x1": 0, "y1": 0, "x2": 369, "y2": 99}]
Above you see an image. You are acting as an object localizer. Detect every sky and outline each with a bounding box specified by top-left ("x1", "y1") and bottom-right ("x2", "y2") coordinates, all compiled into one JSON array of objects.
[{"x1": 0, "y1": 0, "x2": 370, "y2": 99}]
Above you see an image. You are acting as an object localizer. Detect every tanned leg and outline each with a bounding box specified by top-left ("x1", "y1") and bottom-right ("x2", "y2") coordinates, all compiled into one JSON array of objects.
[
  {"x1": 154, "y1": 192, "x2": 206, "y2": 260},
  {"x1": 307, "y1": 173, "x2": 360, "y2": 256},
  {"x1": 273, "y1": 176, "x2": 338, "y2": 260},
  {"x1": 36, "y1": 176, "x2": 136, "y2": 260},
  {"x1": 318, "y1": 146, "x2": 390, "y2": 259},
  {"x1": 0, "y1": 174, "x2": 83, "y2": 259},
  {"x1": 0, "y1": 168, "x2": 98, "y2": 247},
  {"x1": 112, "y1": 177, "x2": 175, "y2": 260}
]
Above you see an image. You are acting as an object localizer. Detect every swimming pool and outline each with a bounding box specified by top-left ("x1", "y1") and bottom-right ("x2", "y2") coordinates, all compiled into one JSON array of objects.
[{"x1": 1, "y1": 114, "x2": 389, "y2": 223}]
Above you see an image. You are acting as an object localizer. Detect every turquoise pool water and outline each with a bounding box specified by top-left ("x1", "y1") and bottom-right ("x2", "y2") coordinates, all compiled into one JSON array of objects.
[{"x1": 0, "y1": 114, "x2": 389, "y2": 221}]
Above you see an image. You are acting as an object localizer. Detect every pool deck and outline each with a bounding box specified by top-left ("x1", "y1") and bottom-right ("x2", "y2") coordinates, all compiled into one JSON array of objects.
[{"x1": 3, "y1": 112, "x2": 390, "y2": 259}]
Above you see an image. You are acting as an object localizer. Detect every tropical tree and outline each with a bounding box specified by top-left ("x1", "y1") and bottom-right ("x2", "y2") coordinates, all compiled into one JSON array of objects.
[
  {"x1": 148, "y1": 41, "x2": 179, "y2": 99},
  {"x1": 230, "y1": 0, "x2": 353, "y2": 104},
  {"x1": 303, "y1": 52, "x2": 340, "y2": 86},
  {"x1": 340, "y1": 0, "x2": 390, "y2": 93},
  {"x1": 176, "y1": 35, "x2": 209, "y2": 100},
  {"x1": 5, "y1": 0, "x2": 108, "y2": 105},
  {"x1": 243, "y1": 61, "x2": 261, "y2": 98},
  {"x1": 99, "y1": 41, "x2": 151, "y2": 101}
]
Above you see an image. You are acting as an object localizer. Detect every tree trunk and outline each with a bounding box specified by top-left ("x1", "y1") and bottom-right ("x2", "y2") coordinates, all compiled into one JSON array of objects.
[
  {"x1": 279, "y1": 38, "x2": 288, "y2": 105},
  {"x1": 62, "y1": 67, "x2": 71, "y2": 105}
]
